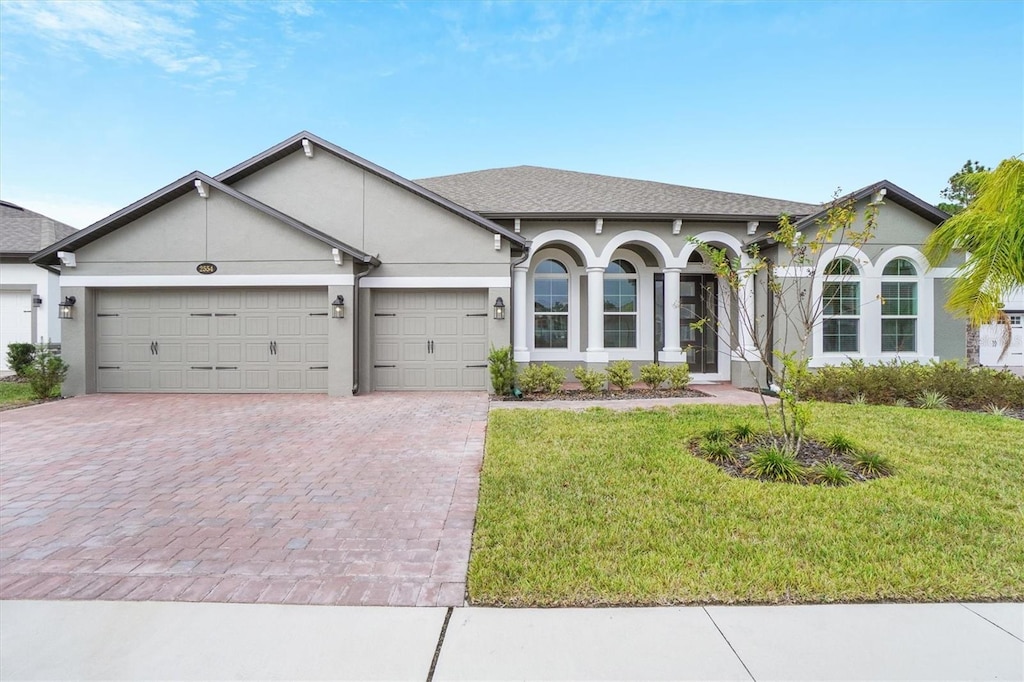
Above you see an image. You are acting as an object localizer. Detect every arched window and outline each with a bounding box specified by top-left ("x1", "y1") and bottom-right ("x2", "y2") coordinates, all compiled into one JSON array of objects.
[
  {"x1": 604, "y1": 259, "x2": 638, "y2": 348},
  {"x1": 822, "y1": 258, "x2": 860, "y2": 353},
  {"x1": 533, "y1": 259, "x2": 569, "y2": 348},
  {"x1": 881, "y1": 258, "x2": 918, "y2": 352}
]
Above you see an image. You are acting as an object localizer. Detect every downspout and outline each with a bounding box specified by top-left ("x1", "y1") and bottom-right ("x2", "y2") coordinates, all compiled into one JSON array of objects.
[{"x1": 351, "y1": 260, "x2": 379, "y2": 395}]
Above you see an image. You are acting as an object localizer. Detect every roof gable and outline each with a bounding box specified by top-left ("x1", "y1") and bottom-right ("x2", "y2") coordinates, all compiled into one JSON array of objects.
[
  {"x1": 216, "y1": 131, "x2": 527, "y2": 248},
  {"x1": 31, "y1": 173, "x2": 378, "y2": 266},
  {"x1": 1, "y1": 201, "x2": 78, "y2": 256},
  {"x1": 415, "y1": 166, "x2": 822, "y2": 219},
  {"x1": 794, "y1": 180, "x2": 948, "y2": 228}
]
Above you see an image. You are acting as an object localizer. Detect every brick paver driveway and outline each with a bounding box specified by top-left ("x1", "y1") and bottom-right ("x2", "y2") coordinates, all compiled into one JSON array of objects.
[{"x1": 0, "y1": 393, "x2": 488, "y2": 607}]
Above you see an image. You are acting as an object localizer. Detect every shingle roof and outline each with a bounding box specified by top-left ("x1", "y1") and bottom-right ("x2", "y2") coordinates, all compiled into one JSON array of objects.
[
  {"x1": 0, "y1": 201, "x2": 78, "y2": 255},
  {"x1": 415, "y1": 166, "x2": 821, "y2": 218}
]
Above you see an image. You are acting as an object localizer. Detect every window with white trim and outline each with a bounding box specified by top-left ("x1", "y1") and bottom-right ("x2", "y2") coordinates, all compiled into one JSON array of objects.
[
  {"x1": 822, "y1": 258, "x2": 860, "y2": 353},
  {"x1": 604, "y1": 259, "x2": 638, "y2": 348},
  {"x1": 533, "y1": 259, "x2": 569, "y2": 349},
  {"x1": 881, "y1": 258, "x2": 918, "y2": 352}
]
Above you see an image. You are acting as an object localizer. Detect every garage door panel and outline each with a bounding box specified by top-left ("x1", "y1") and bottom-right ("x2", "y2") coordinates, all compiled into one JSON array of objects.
[
  {"x1": 462, "y1": 367, "x2": 487, "y2": 388},
  {"x1": 275, "y1": 342, "x2": 302, "y2": 363},
  {"x1": 462, "y1": 342, "x2": 487, "y2": 363},
  {"x1": 307, "y1": 369, "x2": 328, "y2": 390},
  {"x1": 403, "y1": 316, "x2": 427, "y2": 335},
  {"x1": 97, "y1": 316, "x2": 123, "y2": 336},
  {"x1": 402, "y1": 341, "x2": 428, "y2": 362},
  {"x1": 245, "y1": 291, "x2": 271, "y2": 309},
  {"x1": 126, "y1": 343, "x2": 151, "y2": 363},
  {"x1": 246, "y1": 370, "x2": 270, "y2": 390},
  {"x1": 186, "y1": 343, "x2": 210, "y2": 363},
  {"x1": 158, "y1": 343, "x2": 182, "y2": 362},
  {"x1": 127, "y1": 369, "x2": 152, "y2": 390},
  {"x1": 402, "y1": 367, "x2": 428, "y2": 388},
  {"x1": 276, "y1": 370, "x2": 302, "y2": 390},
  {"x1": 216, "y1": 291, "x2": 242, "y2": 309},
  {"x1": 434, "y1": 292, "x2": 458, "y2": 310},
  {"x1": 375, "y1": 317, "x2": 399, "y2": 335},
  {"x1": 216, "y1": 317, "x2": 241, "y2": 336},
  {"x1": 461, "y1": 291, "x2": 487, "y2": 309},
  {"x1": 125, "y1": 317, "x2": 152, "y2": 336},
  {"x1": 276, "y1": 315, "x2": 303, "y2": 336},
  {"x1": 186, "y1": 370, "x2": 212, "y2": 389},
  {"x1": 434, "y1": 316, "x2": 458, "y2": 336},
  {"x1": 246, "y1": 316, "x2": 270, "y2": 336},
  {"x1": 306, "y1": 342, "x2": 328, "y2": 363},
  {"x1": 96, "y1": 369, "x2": 124, "y2": 390},
  {"x1": 374, "y1": 366, "x2": 399, "y2": 388},
  {"x1": 216, "y1": 370, "x2": 242, "y2": 390},
  {"x1": 433, "y1": 367, "x2": 459, "y2": 388},
  {"x1": 216, "y1": 343, "x2": 242, "y2": 363},
  {"x1": 156, "y1": 316, "x2": 183, "y2": 336},
  {"x1": 158, "y1": 370, "x2": 183, "y2": 389},
  {"x1": 97, "y1": 344, "x2": 122, "y2": 363},
  {"x1": 157, "y1": 293, "x2": 184, "y2": 310},
  {"x1": 246, "y1": 343, "x2": 271, "y2": 363},
  {"x1": 186, "y1": 317, "x2": 211, "y2": 335},
  {"x1": 434, "y1": 341, "x2": 458, "y2": 362},
  {"x1": 462, "y1": 317, "x2": 487, "y2": 336},
  {"x1": 305, "y1": 316, "x2": 328, "y2": 336},
  {"x1": 402, "y1": 293, "x2": 427, "y2": 310}
]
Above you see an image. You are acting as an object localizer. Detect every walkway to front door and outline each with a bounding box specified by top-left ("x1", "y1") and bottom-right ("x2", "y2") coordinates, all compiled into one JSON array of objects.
[{"x1": 0, "y1": 393, "x2": 488, "y2": 607}]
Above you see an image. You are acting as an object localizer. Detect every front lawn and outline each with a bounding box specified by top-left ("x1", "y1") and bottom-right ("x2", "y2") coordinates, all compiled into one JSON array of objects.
[
  {"x1": 471, "y1": 403, "x2": 1024, "y2": 605},
  {"x1": 0, "y1": 381, "x2": 41, "y2": 408}
]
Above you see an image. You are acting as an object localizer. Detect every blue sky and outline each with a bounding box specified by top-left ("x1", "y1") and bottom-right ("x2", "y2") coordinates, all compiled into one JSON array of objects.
[{"x1": 1, "y1": 0, "x2": 1021, "y2": 228}]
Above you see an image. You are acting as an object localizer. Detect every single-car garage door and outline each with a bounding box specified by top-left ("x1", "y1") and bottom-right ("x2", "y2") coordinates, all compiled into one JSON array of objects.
[
  {"x1": 96, "y1": 288, "x2": 328, "y2": 393},
  {"x1": 372, "y1": 290, "x2": 488, "y2": 390},
  {"x1": 0, "y1": 290, "x2": 33, "y2": 372}
]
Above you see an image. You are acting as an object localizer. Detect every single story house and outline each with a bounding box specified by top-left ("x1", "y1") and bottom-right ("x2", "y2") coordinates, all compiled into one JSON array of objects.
[
  {"x1": 1, "y1": 201, "x2": 77, "y2": 371},
  {"x1": 32, "y1": 131, "x2": 965, "y2": 396}
]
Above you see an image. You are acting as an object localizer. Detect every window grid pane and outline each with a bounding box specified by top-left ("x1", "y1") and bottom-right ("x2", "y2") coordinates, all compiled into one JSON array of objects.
[
  {"x1": 881, "y1": 282, "x2": 917, "y2": 316},
  {"x1": 604, "y1": 278, "x2": 637, "y2": 313},
  {"x1": 881, "y1": 318, "x2": 916, "y2": 352},
  {"x1": 823, "y1": 318, "x2": 859, "y2": 353},
  {"x1": 604, "y1": 314, "x2": 637, "y2": 348},
  {"x1": 882, "y1": 258, "x2": 917, "y2": 276},
  {"x1": 823, "y1": 282, "x2": 859, "y2": 316},
  {"x1": 534, "y1": 314, "x2": 568, "y2": 348}
]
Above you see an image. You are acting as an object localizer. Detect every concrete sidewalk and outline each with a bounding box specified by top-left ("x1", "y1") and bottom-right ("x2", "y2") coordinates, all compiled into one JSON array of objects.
[{"x1": 1, "y1": 600, "x2": 1020, "y2": 681}]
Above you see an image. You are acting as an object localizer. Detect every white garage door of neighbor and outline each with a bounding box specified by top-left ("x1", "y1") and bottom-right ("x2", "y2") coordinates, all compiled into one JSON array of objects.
[
  {"x1": 96, "y1": 288, "x2": 329, "y2": 393},
  {"x1": 1, "y1": 290, "x2": 34, "y2": 372},
  {"x1": 979, "y1": 312, "x2": 1024, "y2": 368},
  {"x1": 372, "y1": 289, "x2": 489, "y2": 390}
]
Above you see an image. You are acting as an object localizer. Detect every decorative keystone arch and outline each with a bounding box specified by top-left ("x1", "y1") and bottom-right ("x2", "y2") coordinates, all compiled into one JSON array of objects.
[
  {"x1": 595, "y1": 230, "x2": 675, "y2": 269},
  {"x1": 522, "y1": 230, "x2": 598, "y2": 269}
]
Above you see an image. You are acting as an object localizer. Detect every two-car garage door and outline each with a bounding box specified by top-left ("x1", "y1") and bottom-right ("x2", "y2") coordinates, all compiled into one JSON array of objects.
[{"x1": 96, "y1": 288, "x2": 328, "y2": 393}]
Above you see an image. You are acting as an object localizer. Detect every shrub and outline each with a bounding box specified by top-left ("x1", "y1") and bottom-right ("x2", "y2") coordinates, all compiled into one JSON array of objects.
[
  {"x1": 798, "y1": 359, "x2": 1024, "y2": 410},
  {"x1": 849, "y1": 393, "x2": 868, "y2": 406},
  {"x1": 810, "y1": 462, "x2": 853, "y2": 487},
  {"x1": 917, "y1": 390, "x2": 949, "y2": 410},
  {"x1": 6, "y1": 343, "x2": 35, "y2": 378},
  {"x1": 606, "y1": 360, "x2": 635, "y2": 391},
  {"x1": 702, "y1": 425, "x2": 728, "y2": 442},
  {"x1": 666, "y1": 364, "x2": 691, "y2": 390},
  {"x1": 984, "y1": 403, "x2": 1008, "y2": 416},
  {"x1": 638, "y1": 363, "x2": 669, "y2": 390},
  {"x1": 518, "y1": 363, "x2": 565, "y2": 394},
  {"x1": 824, "y1": 432, "x2": 858, "y2": 455},
  {"x1": 24, "y1": 343, "x2": 68, "y2": 399},
  {"x1": 746, "y1": 444, "x2": 805, "y2": 483},
  {"x1": 573, "y1": 366, "x2": 606, "y2": 393},
  {"x1": 699, "y1": 438, "x2": 736, "y2": 463},
  {"x1": 488, "y1": 345, "x2": 517, "y2": 396},
  {"x1": 853, "y1": 452, "x2": 894, "y2": 477}
]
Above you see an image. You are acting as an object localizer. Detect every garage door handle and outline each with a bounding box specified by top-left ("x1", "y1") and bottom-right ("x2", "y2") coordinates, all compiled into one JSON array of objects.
[
  {"x1": 270, "y1": 341, "x2": 277, "y2": 355},
  {"x1": 150, "y1": 341, "x2": 156, "y2": 355},
  {"x1": 191, "y1": 366, "x2": 213, "y2": 370},
  {"x1": 374, "y1": 364, "x2": 396, "y2": 368}
]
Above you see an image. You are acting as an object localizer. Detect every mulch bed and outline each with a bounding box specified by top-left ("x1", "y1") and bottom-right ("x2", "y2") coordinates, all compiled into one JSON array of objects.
[
  {"x1": 688, "y1": 435, "x2": 886, "y2": 485},
  {"x1": 492, "y1": 387, "x2": 711, "y2": 402}
]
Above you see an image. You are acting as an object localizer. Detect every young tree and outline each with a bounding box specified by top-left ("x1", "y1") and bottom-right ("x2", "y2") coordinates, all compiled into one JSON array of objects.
[
  {"x1": 695, "y1": 191, "x2": 880, "y2": 453},
  {"x1": 937, "y1": 160, "x2": 990, "y2": 215},
  {"x1": 924, "y1": 157, "x2": 1024, "y2": 330}
]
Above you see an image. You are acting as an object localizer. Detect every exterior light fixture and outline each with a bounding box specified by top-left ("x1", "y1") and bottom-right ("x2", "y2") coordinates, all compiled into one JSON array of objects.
[
  {"x1": 32, "y1": 295, "x2": 43, "y2": 307},
  {"x1": 493, "y1": 296, "x2": 506, "y2": 320},
  {"x1": 58, "y1": 296, "x2": 76, "y2": 320},
  {"x1": 331, "y1": 295, "x2": 346, "y2": 319}
]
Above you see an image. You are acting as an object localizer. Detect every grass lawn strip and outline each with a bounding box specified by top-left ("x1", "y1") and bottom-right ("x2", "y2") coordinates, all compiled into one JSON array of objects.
[
  {"x1": 0, "y1": 381, "x2": 44, "y2": 409},
  {"x1": 471, "y1": 403, "x2": 1024, "y2": 606}
]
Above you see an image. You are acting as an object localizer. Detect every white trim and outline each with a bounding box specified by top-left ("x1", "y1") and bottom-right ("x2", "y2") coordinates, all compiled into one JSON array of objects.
[
  {"x1": 529, "y1": 250, "x2": 581, "y2": 358},
  {"x1": 596, "y1": 230, "x2": 674, "y2": 268},
  {"x1": 360, "y1": 276, "x2": 510, "y2": 289},
  {"x1": 60, "y1": 274, "x2": 354, "y2": 287},
  {"x1": 773, "y1": 265, "x2": 812, "y2": 278}
]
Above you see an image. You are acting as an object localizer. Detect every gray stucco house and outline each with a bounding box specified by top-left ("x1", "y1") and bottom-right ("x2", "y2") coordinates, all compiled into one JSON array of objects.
[{"x1": 32, "y1": 131, "x2": 961, "y2": 396}]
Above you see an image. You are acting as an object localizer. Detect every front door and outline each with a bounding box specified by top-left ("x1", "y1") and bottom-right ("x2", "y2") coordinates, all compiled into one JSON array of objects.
[{"x1": 680, "y1": 275, "x2": 718, "y2": 373}]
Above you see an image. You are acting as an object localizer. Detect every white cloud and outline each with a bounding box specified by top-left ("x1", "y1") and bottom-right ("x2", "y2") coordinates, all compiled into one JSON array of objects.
[{"x1": 0, "y1": 0, "x2": 243, "y2": 80}]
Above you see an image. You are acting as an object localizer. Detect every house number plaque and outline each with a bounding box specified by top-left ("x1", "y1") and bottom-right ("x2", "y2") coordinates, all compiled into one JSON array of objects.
[{"x1": 197, "y1": 263, "x2": 217, "y2": 274}]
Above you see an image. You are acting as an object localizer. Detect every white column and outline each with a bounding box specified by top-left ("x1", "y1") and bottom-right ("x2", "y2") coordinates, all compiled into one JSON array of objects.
[
  {"x1": 661, "y1": 268, "x2": 682, "y2": 358},
  {"x1": 738, "y1": 258, "x2": 756, "y2": 358},
  {"x1": 586, "y1": 266, "x2": 608, "y2": 363},
  {"x1": 513, "y1": 265, "x2": 529, "y2": 362}
]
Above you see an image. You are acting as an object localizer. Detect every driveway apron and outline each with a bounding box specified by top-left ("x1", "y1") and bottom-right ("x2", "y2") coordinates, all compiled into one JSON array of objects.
[{"x1": 0, "y1": 393, "x2": 488, "y2": 607}]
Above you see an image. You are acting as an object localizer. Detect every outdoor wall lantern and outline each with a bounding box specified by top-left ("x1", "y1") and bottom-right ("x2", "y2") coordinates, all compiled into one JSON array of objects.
[
  {"x1": 58, "y1": 296, "x2": 76, "y2": 320},
  {"x1": 331, "y1": 295, "x2": 346, "y2": 319},
  {"x1": 493, "y1": 296, "x2": 506, "y2": 320},
  {"x1": 32, "y1": 295, "x2": 42, "y2": 307}
]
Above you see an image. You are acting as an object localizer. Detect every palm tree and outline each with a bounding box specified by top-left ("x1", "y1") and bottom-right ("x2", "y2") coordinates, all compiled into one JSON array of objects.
[{"x1": 924, "y1": 157, "x2": 1024, "y2": 329}]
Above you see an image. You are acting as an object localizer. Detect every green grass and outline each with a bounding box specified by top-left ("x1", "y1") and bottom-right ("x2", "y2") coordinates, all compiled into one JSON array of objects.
[
  {"x1": 471, "y1": 403, "x2": 1024, "y2": 606},
  {"x1": 0, "y1": 381, "x2": 40, "y2": 407}
]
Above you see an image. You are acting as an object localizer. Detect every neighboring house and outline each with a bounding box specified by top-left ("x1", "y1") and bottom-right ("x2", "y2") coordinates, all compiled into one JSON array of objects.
[
  {"x1": 31, "y1": 131, "x2": 962, "y2": 396},
  {"x1": 977, "y1": 287, "x2": 1024, "y2": 371},
  {"x1": 1, "y1": 201, "x2": 77, "y2": 372}
]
